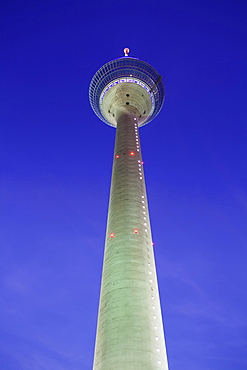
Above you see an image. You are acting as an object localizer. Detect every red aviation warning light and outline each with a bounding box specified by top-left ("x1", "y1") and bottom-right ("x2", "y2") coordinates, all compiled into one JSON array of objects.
[
  {"x1": 134, "y1": 229, "x2": 138, "y2": 234},
  {"x1": 115, "y1": 155, "x2": 120, "y2": 158},
  {"x1": 110, "y1": 233, "x2": 115, "y2": 238},
  {"x1": 130, "y1": 151, "x2": 135, "y2": 156},
  {"x1": 124, "y1": 47, "x2": 130, "y2": 56}
]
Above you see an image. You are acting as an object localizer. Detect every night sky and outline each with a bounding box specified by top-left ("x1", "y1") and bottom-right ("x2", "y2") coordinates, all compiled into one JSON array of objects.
[{"x1": 1, "y1": 1, "x2": 247, "y2": 369}]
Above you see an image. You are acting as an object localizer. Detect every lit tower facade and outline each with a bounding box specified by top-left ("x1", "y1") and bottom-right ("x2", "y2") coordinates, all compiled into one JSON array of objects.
[{"x1": 89, "y1": 49, "x2": 169, "y2": 370}]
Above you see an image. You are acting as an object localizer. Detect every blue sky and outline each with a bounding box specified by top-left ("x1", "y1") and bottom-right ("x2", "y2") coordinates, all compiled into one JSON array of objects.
[{"x1": 1, "y1": 0, "x2": 247, "y2": 369}]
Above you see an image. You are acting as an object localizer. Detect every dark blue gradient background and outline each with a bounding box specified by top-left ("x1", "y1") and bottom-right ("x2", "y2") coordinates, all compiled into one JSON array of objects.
[{"x1": 1, "y1": 1, "x2": 247, "y2": 369}]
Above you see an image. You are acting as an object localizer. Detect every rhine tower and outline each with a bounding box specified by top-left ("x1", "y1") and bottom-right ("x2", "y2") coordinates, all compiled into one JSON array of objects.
[{"x1": 89, "y1": 48, "x2": 169, "y2": 370}]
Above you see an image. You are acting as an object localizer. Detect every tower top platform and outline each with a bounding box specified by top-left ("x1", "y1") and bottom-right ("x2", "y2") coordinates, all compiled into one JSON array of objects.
[{"x1": 89, "y1": 55, "x2": 165, "y2": 127}]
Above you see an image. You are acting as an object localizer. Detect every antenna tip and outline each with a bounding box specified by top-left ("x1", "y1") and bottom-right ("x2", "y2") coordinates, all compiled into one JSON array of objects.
[{"x1": 123, "y1": 48, "x2": 130, "y2": 57}]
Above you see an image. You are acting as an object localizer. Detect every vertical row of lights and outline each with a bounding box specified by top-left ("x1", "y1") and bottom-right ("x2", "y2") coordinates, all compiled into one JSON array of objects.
[
  {"x1": 148, "y1": 235, "x2": 161, "y2": 363},
  {"x1": 149, "y1": 241, "x2": 161, "y2": 365},
  {"x1": 134, "y1": 120, "x2": 162, "y2": 366},
  {"x1": 134, "y1": 119, "x2": 140, "y2": 153},
  {"x1": 134, "y1": 121, "x2": 142, "y2": 184}
]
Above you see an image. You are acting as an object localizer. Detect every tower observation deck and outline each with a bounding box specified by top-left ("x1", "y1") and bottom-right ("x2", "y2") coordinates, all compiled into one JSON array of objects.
[{"x1": 89, "y1": 49, "x2": 169, "y2": 370}]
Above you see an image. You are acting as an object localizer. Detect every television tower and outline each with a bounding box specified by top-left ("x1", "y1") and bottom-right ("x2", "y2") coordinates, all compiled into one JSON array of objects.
[{"x1": 89, "y1": 49, "x2": 169, "y2": 369}]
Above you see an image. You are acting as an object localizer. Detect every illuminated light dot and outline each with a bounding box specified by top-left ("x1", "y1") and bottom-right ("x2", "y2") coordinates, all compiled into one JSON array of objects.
[
  {"x1": 124, "y1": 47, "x2": 130, "y2": 56},
  {"x1": 152, "y1": 242, "x2": 154, "y2": 246},
  {"x1": 149, "y1": 271, "x2": 152, "y2": 275},
  {"x1": 140, "y1": 177, "x2": 142, "y2": 179},
  {"x1": 152, "y1": 296, "x2": 154, "y2": 300},
  {"x1": 137, "y1": 149, "x2": 140, "y2": 152},
  {"x1": 142, "y1": 200, "x2": 145, "y2": 203},
  {"x1": 142, "y1": 161, "x2": 144, "y2": 164},
  {"x1": 142, "y1": 195, "x2": 144, "y2": 198},
  {"x1": 130, "y1": 152, "x2": 135, "y2": 156},
  {"x1": 110, "y1": 233, "x2": 115, "y2": 238},
  {"x1": 142, "y1": 206, "x2": 145, "y2": 209},
  {"x1": 115, "y1": 155, "x2": 120, "y2": 158},
  {"x1": 158, "y1": 361, "x2": 161, "y2": 365},
  {"x1": 148, "y1": 263, "x2": 151, "y2": 266},
  {"x1": 144, "y1": 223, "x2": 147, "y2": 226},
  {"x1": 150, "y1": 279, "x2": 153, "y2": 283},
  {"x1": 134, "y1": 229, "x2": 138, "y2": 234},
  {"x1": 156, "y1": 348, "x2": 160, "y2": 352},
  {"x1": 145, "y1": 229, "x2": 147, "y2": 232},
  {"x1": 153, "y1": 315, "x2": 156, "y2": 319},
  {"x1": 152, "y1": 305, "x2": 155, "y2": 309},
  {"x1": 156, "y1": 336, "x2": 158, "y2": 340},
  {"x1": 143, "y1": 211, "x2": 146, "y2": 214}
]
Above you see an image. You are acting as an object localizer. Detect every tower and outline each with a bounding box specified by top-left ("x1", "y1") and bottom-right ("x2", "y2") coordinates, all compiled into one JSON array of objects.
[{"x1": 89, "y1": 49, "x2": 169, "y2": 370}]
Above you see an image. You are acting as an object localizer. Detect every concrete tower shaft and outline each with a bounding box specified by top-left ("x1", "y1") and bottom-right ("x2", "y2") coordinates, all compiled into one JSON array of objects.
[
  {"x1": 93, "y1": 112, "x2": 168, "y2": 369},
  {"x1": 89, "y1": 52, "x2": 169, "y2": 369}
]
